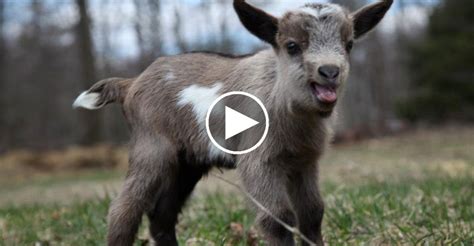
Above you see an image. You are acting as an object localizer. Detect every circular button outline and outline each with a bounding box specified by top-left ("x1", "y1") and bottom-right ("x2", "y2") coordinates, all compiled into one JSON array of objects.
[{"x1": 205, "y1": 91, "x2": 269, "y2": 155}]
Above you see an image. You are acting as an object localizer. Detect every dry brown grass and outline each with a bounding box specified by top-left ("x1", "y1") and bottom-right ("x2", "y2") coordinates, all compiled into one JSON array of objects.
[
  {"x1": 0, "y1": 144, "x2": 128, "y2": 183},
  {"x1": 320, "y1": 125, "x2": 474, "y2": 185}
]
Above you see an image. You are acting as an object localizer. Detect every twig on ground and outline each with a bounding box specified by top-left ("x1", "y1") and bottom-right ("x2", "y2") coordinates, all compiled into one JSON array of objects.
[{"x1": 210, "y1": 173, "x2": 317, "y2": 246}]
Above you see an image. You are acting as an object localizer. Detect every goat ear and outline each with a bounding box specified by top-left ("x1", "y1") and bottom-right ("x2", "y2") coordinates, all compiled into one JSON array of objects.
[
  {"x1": 234, "y1": 0, "x2": 279, "y2": 47},
  {"x1": 351, "y1": 0, "x2": 393, "y2": 39}
]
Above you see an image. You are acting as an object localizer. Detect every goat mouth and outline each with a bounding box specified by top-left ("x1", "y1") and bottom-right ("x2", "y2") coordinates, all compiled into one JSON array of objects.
[{"x1": 310, "y1": 82, "x2": 338, "y2": 106}]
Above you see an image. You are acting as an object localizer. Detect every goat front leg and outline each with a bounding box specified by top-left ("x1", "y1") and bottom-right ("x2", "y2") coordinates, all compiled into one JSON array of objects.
[
  {"x1": 287, "y1": 165, "x2": 325, "y2": 246},
  {"x1": 107, "y1": 135, "x2": 178, "y2": 246},
  {"x1": 238, "y1": 162, "x2": 296, "y2": 246}
]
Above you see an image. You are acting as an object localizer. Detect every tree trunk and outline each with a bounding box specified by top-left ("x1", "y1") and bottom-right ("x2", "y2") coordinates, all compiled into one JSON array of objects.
[
  {"x1": 133, "y1": 0, "x2": 148, "y2": 69},
  {"x1": 0, "y1": 1, "x2": 6, "y2": 152},
  {"x1": 147, "y1": 0, "x2": 162, "y2": 58},
  {"x1": 75, "y1": 0, "x2": 101, "y2": 145},
  {"x1": 173, "y1": 6, "x2": 188, "y2": 53},
  {"x1": 133, "y1": 0, "x2": 162, "y2": 69}
]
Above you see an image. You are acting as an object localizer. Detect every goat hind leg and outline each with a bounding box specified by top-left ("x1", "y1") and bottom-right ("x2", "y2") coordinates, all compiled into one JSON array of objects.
[
  {"x1": 147, "y1": 162, "x2": 209, "y2": 245},
  {"x1": 107, "y1": 135, "x2": 178, "y2": 246}
]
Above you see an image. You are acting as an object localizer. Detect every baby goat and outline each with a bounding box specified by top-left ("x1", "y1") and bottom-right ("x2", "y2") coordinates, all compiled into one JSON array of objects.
[{"x1": 74, "y1": 0, "x2": 392, "y2": 245}]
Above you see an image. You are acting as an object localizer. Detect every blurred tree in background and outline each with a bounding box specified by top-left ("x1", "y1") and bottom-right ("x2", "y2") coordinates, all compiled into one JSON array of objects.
[
  {"x1": 76, "y1": 0, "x2": 102, "y2": 145},
  {"x1": 0, "y1": 1, "x2": 6, "y2": 151},
  {"x1": 399, "y1": 0, "x2": 474, "y2": 122}
]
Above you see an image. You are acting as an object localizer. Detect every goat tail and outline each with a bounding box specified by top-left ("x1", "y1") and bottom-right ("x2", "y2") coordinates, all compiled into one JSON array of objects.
[{"x1": 73, "y1": 77, "x2": 132, "y2": 110}]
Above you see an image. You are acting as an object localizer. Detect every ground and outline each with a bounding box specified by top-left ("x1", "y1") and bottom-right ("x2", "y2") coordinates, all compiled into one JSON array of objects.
[{"x1": 0, "y1": 126, "x2": 473, "y2": 245}]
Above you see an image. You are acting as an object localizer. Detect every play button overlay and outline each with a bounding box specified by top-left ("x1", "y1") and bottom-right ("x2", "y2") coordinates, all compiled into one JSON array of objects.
[
  {"x1": 206, "y1": 91, "x2": 269, "y2": 155},
  {"x1": 225, "y1": 107, "x2": 260, "y2": 140}
]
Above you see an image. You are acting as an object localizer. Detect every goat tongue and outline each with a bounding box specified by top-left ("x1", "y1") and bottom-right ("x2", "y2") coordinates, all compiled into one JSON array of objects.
[{"x1": 313, "y1": 84, "x2": 337, "y2": 103}]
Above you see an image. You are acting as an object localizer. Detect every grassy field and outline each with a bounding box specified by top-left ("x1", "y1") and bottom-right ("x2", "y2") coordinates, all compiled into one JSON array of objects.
[{"x1": 0, "y1": 126, "x2": 473, "y2": 245}]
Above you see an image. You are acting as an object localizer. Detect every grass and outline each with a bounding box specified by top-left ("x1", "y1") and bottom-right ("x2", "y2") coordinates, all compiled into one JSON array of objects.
[
  {"x1": 1, "y1": 176, "x2": 472, "y2": 245},
  {"x1": 322, "y1": 176, "x2": 473, "y2": 245},
  {"x1": 0, "y1": 126, "x2": 473, "y2": 245}
]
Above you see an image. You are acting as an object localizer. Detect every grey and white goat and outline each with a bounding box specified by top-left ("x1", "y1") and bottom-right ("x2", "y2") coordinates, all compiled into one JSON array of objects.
[{"x1": 74, "y1": 0, "x2": 393, "y2": 245}]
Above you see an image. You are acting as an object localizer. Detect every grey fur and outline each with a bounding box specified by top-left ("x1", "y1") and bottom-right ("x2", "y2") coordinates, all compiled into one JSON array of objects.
[{"x1": 73, "y1": 1, "x2": 392, "y2": 245}]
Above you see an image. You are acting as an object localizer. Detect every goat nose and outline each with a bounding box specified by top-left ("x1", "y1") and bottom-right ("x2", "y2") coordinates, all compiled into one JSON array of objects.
[{"x1": 318, "y1": 65, "x2": 340, "y2": 81}]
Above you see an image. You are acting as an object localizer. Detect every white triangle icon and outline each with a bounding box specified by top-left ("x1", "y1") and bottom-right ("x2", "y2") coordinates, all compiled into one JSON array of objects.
[{"x1": 225, "y1": 106, "x2": 260, "y2": 140}]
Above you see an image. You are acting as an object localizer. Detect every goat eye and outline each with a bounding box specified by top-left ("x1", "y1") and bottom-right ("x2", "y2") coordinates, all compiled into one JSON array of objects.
[
  {"x1": 346, "y1": 40, "x2": 354, "y2": 53},
  {"x1": 286, "y1": 42, "x2": 301, "y2": 56}
]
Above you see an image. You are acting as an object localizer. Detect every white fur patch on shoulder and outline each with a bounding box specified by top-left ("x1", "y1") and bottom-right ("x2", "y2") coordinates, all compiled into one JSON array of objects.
[
  {"x1": 177, "y1": 83, "x2": 223, "y2": 126},
  {"x1": 177, "y1": 83, "x2": 229, "y2": 161},
  {"x1": 73, "y1": 91, "x2": 102, "y2": 110},
  {"x1": 300, "y1": 4, "x2": 343, "y2": 18}
]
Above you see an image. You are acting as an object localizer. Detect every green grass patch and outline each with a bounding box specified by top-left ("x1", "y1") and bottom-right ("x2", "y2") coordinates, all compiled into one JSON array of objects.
[
  {"x1": 0, "y1": 197, "x2": 110, "y2": 245},
  {"x1": 323, "y1": 176, "x2": 473, "y2": 245},
  {"x1": 1, "y1": 176, "x2": 472, "y2": 245}
]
